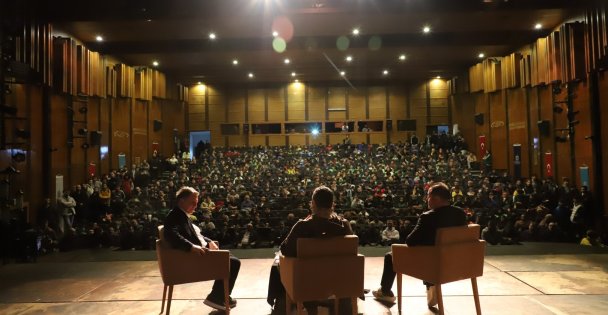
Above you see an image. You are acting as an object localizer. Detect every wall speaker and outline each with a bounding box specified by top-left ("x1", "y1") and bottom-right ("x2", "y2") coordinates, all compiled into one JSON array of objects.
[
  {"x1": 243, "y1": 123, "x2": 249, "y2": 134},
  {"x1": 386, "y1": 120, "x2": 392, "y2": 131},
  {"x1": 537, "y1": 120, "x2": 550, "y2": 137},
  {"x1": 90, "y1": 131, "x2": 102, "y2": 146},
  {"x1": 474, "y1": 113, "x2": 484, "y2": 125},
  {"x1": 153, "y1": 119, "x2": 163, "y2": 131}
]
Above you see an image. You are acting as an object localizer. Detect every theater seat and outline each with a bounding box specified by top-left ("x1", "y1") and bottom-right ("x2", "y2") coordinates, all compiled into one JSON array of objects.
[
  {"x1": 156, "y1": 226, "x2": 231, "y2": 314},
  {"x1": 279, "y1": 235, "x2": 364, "y2": 315},
  {"x1": 392, "y1": 224, "x2": 486, "y2": 315}
]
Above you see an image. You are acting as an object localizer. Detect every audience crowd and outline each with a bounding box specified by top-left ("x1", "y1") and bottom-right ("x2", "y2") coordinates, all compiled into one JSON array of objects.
[{"x1": 1, "y1": 132, "x2": 604, "y2": 262}]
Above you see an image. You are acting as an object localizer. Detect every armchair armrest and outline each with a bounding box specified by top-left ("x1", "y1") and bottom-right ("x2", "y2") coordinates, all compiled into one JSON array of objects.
[
  {"x1": 391, "y1": 244, "x2": 439, "y2": 283},
  {"x1": 157, "y1": 240, "x2": 230, "y2": 285}
]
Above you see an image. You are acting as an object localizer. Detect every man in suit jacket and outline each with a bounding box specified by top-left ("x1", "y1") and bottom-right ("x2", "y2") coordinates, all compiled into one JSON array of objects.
[
  {"x1": 373, "y1": 182, "x2": 467, "y2": 309},
  {"x1": 164, "y1": 186, "x2": 240, "y2": 311}
]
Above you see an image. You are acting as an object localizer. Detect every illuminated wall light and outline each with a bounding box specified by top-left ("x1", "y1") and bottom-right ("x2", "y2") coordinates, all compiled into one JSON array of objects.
[
  {"x1": 535, "y1": 23, "x2": 542, "y2": 30},
  {"x1": 152, "y1": 61, "x2": 159, "y2": 67},
  {"x1": 399, "y1": 54, "x2": 406, "y2": 61},
  {"x1": 209, "y1": 32, "x2": 217, "y2": 40},
  {"x1": 478, "y1": 53, "x2": 485, "y2": 58},
  {"x1": 345, "y1": 55, "x2": 353, "y2": 62},
  {"x1": 95, "y1": 35, "x2": 104, "y2": 42},
  {"x1": 272, "y1": 31, "x2": 279, "y2": 37},
  {"x1": 232, "y1": 59, "x2": 239, "y2": 65},
  {"x1": 284, "y1": 58, "x2": 290, "y2": 64},
  {"x1": 248, "y1": 72, "x2": 254, "y2": 78},
  {"x1": 352, "y1": 28, "x2": 360, "y2": 36},
  {"x1": 423, "y1": 26, "x2": 431, "y2": 33}
]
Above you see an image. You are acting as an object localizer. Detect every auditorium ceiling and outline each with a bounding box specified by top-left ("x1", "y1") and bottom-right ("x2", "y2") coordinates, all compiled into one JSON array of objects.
[{"x1": 36, "y1": 0, "x2": 589, "y2": 85}]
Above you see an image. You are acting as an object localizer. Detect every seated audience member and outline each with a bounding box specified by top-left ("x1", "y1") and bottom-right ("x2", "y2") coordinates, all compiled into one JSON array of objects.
[
  {"x1": 237, "y1": 223, "x2": 258, "y2": 248},
  {"x1": 580, "y1": 230, "x2": 605, "y2": 247},
  {"x1": 163, "y1": 186, "x2": 240, "y2": 311},
  {"x1": 381, "y1": 220, "x2": 400, "y2": 246},
  {"x1": 373, "y1": 183, "x2": 466, "y2": 310},
  {"x1": 273, "y1": 186, "x2": 353, "y2": 315}
]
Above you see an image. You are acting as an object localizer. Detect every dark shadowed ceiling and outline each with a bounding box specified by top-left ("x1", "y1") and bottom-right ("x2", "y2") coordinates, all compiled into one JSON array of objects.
[{"x1": 27, "y1": 0, "x2": 590, "y2": 85}]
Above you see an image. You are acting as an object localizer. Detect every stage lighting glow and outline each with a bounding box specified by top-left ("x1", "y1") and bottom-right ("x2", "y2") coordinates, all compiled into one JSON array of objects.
[{"x1": 311, "y1": 129, "x2": 319, "y2": 135}]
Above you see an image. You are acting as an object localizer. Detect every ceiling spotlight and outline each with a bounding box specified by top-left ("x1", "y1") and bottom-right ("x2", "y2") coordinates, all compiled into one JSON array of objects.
[
  {"x1": 345, "y1": 55, "x2": 353, "y2": 62},
  {"x1": 535, "y1": 23, "x2": 542, "y2": 30},
  {"x1": 340, "y1": 71, "x2": 346, "y2": 76},
  {"x1": 197, "y1": 81, "x2": 202, "y2": 85},
  {"x1": 152, "y1": 61, "x2": 159, "y2": 67},
  {"x1": 399, "y1": 54, "x2": 406, "y2": 61},
  {"x1": 294, "y1": 79, "x2": 299, "y2": 83},
  {"x1": 272, "y1": 31, "x2": 279, "y2": 37},
  {"x1": 95, "y1": 35, "x2": 103, "y2": 42},
  {"x1": 382, "y1": 69, "x2": 389, "y2": 76},
  {"x1": 209, "y1": 32, "x2": 216, "y2": 40},
  {"x1": 284, "y1": 58, "x2": 290, "y2": 64},
  {"x1": 423, "y1": 26, "x2": 431, "y2": 33},
  {"x1": 478, "y1": 53, "x2": 485, "y2": 58},
  {"x1": 291, "y1": 72, "x2": 296, "y2": 77},
  {"x1": 436, "y1": 75, "x2": 441, "y2": 79},
  {"x1": 248, "y1": 72, "x2": 254, "y2": 78},
  {"x1": 232, "y1": 59, "x2": 239, "y2": 65},
  {"x1": 352, "y1": 28, "x2": 360, "y2": 36}
]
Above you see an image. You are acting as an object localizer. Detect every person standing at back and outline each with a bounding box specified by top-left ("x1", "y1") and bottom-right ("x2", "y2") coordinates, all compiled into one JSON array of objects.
[{"x1": 373, "y1": 182, "x2": 467, "y2": 309}]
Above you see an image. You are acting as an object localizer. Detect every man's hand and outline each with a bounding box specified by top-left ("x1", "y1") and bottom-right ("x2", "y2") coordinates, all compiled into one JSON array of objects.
[
  {"x1": 208, "y1": 241, "x2": 219, "y2": 250},
  {"x1": 191, "y1": 245, "x2": 208, "y2": 256}
]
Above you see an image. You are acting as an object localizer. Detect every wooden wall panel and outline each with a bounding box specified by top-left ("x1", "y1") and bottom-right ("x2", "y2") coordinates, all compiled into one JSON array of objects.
[
  {"x1": 451, "y1": 94, "x2": 476, "y2": 150},
  {"x1": 474, "y1": 93, "x2": 490, "y2": 155},
  {"x1": 599, "y1": 70, "x2": 608, "y2": 217},
  {"x1": 250, "y1": 135, "x2": 266, "y2": 147},
  {"x1": 268, "y1": 135, "x2": 286, "y2": 147},
  {"x1": 368, "y1": 87, "x2": 386, "y2": 119},
  {"x1": 111, "y1": 98, "x2": 131, "y2": 168},
  {"x1": 248, "y1": 89, "x2": 265, "y2": 122},
  {"x1": 228, "y1": 135, "x2": 245, "y2": 147},
  {"x1": 188, "y1": 84, "x2": 207, "y2": 131},
  {"x1": 349, "y1": 89, "x2": 366, "y2": 119},
  {"x1": 370, "y1": 133, "x2": 387, "y2": 144},
  {"x1": 227, "y1": 89, "x2": 245, "y2": 123},
  {"x1": 86, "y1": 98, "x2": 101, "y2": 174},
  {"x1": 50, "y1": 94, "x2": 69, "y2": 194},
  {"x1": 308, "y1": 86, "x2": 325, "y2": 121},
  {"x1": 489, "y1": 92, "x2": 508, "y2": 170},
  {"x1": 288, "y1": 135, "x2": 306, "y2": 146},
  {"x1": 537, "y1": 85, "x2": 555, "y2": 179},
  {"x1": 149, "y1": 100, "x2": 163, "y2": 156},
  {"x1": 571, "y1": 80, "x2": 593, "y2": 189},
  {"x1": 507, "y1": 88, "x2": 530, "y2": 178},
  {"x1": 287, "y1": 83, "x2": 306, "y2": 121},
  {"x1": 552, "y1": 85, "x2": 572, "y2": 182},
  {"x1": 131, "y1": 100, "x2": 148, "y2": 163},
  {"x1": 267, "y1": 88, "x2": 285, "y2": 122},
  {"x1": 328, "y1": 87, "x2": 346, "y2": 110},
  {"x1": 527, "y1": 88, "x2": 541, "y2": 177},
  {"x1": 389, "y1": 86, "x2": 407, "y2": 119},
  {"x1": 99, "y1": 99, "x2": 111, "y2": 174},
  {"x1": 328, "y1": 134, "x2": 350, "y2": 145}
]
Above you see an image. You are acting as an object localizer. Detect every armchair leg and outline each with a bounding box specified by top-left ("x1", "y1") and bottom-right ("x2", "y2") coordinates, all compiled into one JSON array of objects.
[
  {"x1": 351, "y1": 297, "x2": 358, "y2": 315},
  {"x1": 166, "y1": 285, "x2": 174, "y2": 315},
  {"x1": 397, "y1": 273, "x2": 403, "y2": 313},
  {"x1": 160, "y1": 285, "x2": 167, "y2": 314},
  {"x1": 296, "y1": 302, "x2": 304, "y2": 315},
  {"x1": 471, "y1": 278, "x2": 481, "y2": 315},
  {"x1": 334, "y1": 298, "x2": 339, "y2": 315},
  {"x1": 435, "y1": 285, "x2": 444, "y2": 315},
  {"x1": 224, "y1": 278, "x2": 230, "y2": 314}
]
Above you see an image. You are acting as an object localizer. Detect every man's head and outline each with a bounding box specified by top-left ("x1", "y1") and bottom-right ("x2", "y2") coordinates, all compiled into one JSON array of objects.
[
  {"x1": 426, "y1": 182, "x2": 451, "y2": 209},
  {"x1": 311, "y1": 186, "x2": 334, "y2": 215},
  {"x1": 176, "y1": 186, "x2": 199, "y2": 214}
]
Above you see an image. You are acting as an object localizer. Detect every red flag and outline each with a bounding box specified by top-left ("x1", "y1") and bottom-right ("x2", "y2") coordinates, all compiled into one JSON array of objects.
[
  {"x1": 478, "y1": 135, "x2": 487, "y2": 161},
  {"x1": 544, "y1": 152, "x2": 553, "y2": 177}
]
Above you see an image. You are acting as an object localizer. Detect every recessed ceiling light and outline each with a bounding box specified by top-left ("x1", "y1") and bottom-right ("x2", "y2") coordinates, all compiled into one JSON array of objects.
[
  {"x1": 232, "y1": 59, "x2": 239, "y2": 65},
  {"x1": 352, "y1": 28, "x2": 360, "y2": 36},
  {"x1": 291, "y1": 72, "x2": 296, "y2": 77},
  {"x1": 197, "y1": 81, "x2": 202, "y2": 85},
  {"x1": 399, "y1": 54, "x2": 406, "y2": 61},
  {"x1": 423, "y1": 26, "x2": 431, "y2": 33},
  {"x1": 95, "y1": 35, "x2": 103, "y2": 42},
  {"x1": 272, "y1": 31, "x2": 279, "y2": 37},
  {"x1": 248, "y1": 72, "x2": 254, "y2": 78},
  {"x1": 146, "y1": 19, "x2": 152, "y2": 22},
  {"x1": 436, "y1": 75, "x2": 441, "y2": 79},
  {"x1": 209, "y1": 32, "x2": 217, "y2": 40},
  {"x1": 284, "y1": 58, "x2": 290, "y2": 64},
  {"x1": 294, "y1": 79, "x2": 299, "y2": 83},
  {"x1": 345, "y1": 55, "x2": 353, "y2": 62},
  {"x1": 340, "y1": 71, "x2": 346, "y2": 76},
  {"x1": 152, "y1": 61, "x2": 159, "y2": 67},
  {"x1": 478, "y1": 53, "x2": 485, "y2": 58},
  {"x1": 382, "y1": 69, "x2": 389, "y2": 75},
  {"x1": 535, "y1": 23, "x2": 542, "y2": 30}
]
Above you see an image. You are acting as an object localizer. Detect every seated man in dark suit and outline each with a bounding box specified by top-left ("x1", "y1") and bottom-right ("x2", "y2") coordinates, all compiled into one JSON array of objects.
[
  {"x1": 163, "y1": 186, "x2": 241, "y2": 311},
  {"x1": 372, "y1": 182, "x2": 467, "y2": 309},
  {"x1": 269, "y1": 186, "x2": 353, "y2": 315}
]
